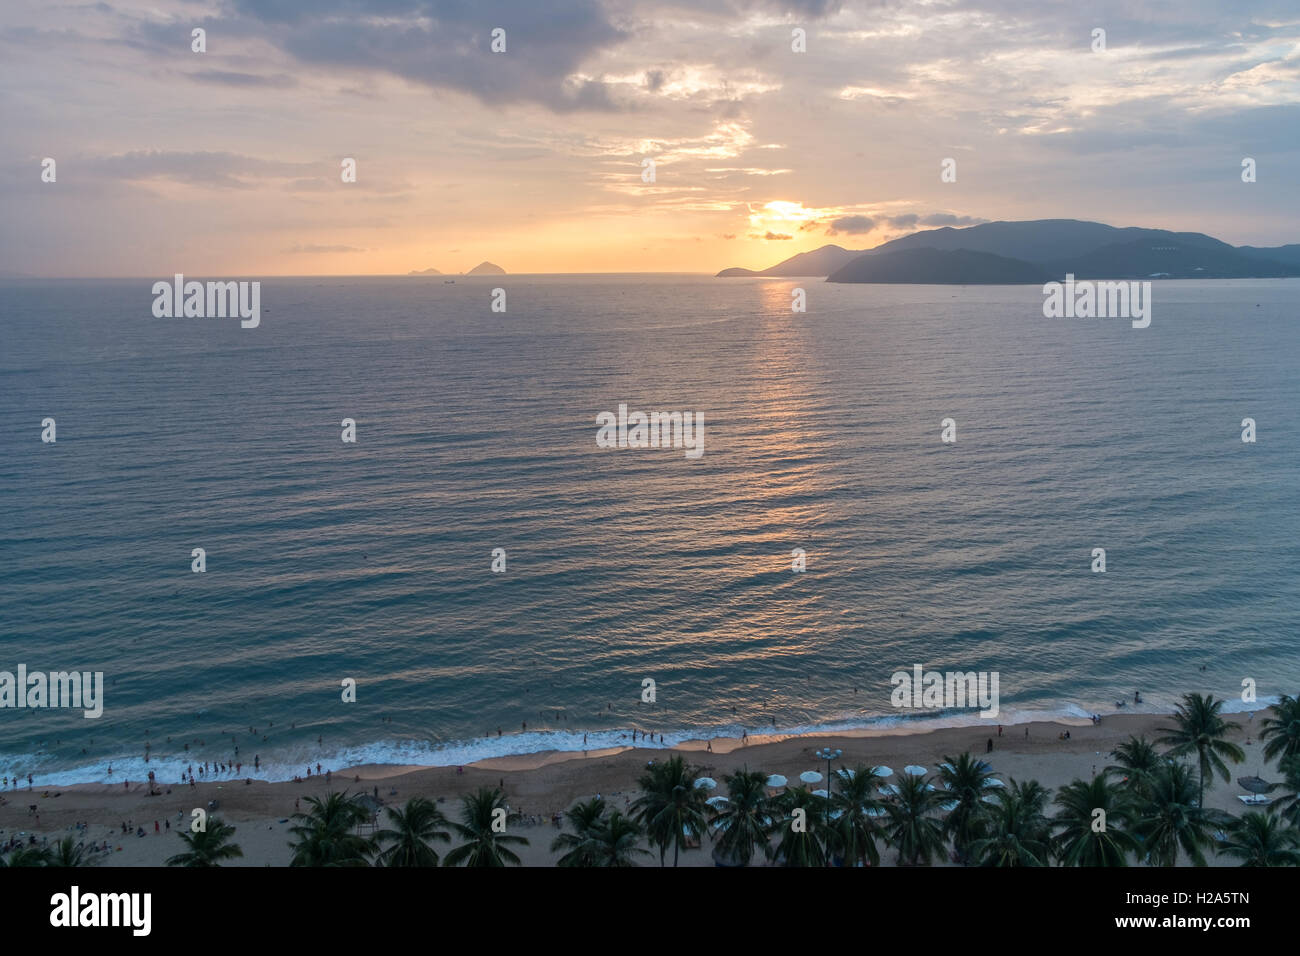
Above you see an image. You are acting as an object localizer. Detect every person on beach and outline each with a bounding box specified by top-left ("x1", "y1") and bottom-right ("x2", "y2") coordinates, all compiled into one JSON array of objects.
[
  {"x1": 997, "y1": 724, "x2": 1002, "y2": 737},
  {"x1": 986, "y1": 738, "x2": 993, "y2": 753}
]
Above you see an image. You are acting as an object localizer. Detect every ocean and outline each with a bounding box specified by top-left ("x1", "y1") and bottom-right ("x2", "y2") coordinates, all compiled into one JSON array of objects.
[{"x1": 1, "y1": 275, "x2": 1297, "y2": 786}]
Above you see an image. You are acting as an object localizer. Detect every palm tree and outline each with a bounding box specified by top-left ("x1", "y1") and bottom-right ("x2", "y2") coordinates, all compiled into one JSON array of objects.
[
  {"x1": 372, "y1": 797, "x2": 450, "y2": 867},
  {"x1": 551, "y1": 797, "x2": 610, "y2": 867},
  {"x1": 1134, "y1": 761, "x2": 1217, "y2": 866},
  {"x1": 1259, "y1": 694, "x2": 1300, "y2": 763},
  {"x1": 166, "y1": 816, "x2": 244, "y2": 867},
  {"x1": 1157, "y1": 693, "x2": 1245, "y2": 808},
  {"x1": 830, "y1": 765, "x2": 888, "y2": 867},
  {"x1": 1107, "y1": 736, "x2": 1163, "y2": 798},
  {"x1": 1053, "y1": 774, "x2": 1139, "y2": 866},
  {"x1": 589, "y1": 811, "x2": 650, "y2": 867},
  {"x1": 938, "y1": 753, "x2": 997, "y2": 862},
  {"x1": 883, "y1": 773, "x2": 946, "y2": 866},
  {"x1": 1, "y1": 845, "x2": 52, "y2": 866},
  {"x1": 968, "y1": 779, "x2": 1051, "y2": 867},
  {"x1": 287, "y1": 792, "x2": 374, "y2": 866},
  {"x1": 442, "y1": 787, "x2": 529, "y2": 867},
  {"x1": 631, "y1": 754, "x2": 707, "y2": 867},
  {"x1": 47, "y1": 835, "x2": 94, "y2": 868},
  {"x1": 709, "y1": 769, "x2": 774, "y2": 867},
  {"x1": 1216, "y1": 810, "x2": 1300, "y2": 866},
  {"x1": 769, "y1": 786, "x2": 828, "y2": 867},
  {"x1": 1268, "y1": 754, "x2": 1300, "y2": 829}
]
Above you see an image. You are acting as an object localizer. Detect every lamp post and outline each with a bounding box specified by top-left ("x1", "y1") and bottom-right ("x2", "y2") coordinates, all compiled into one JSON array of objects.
[{"x1": 813, "y1": 747, "x2": 841, "y2": 867}]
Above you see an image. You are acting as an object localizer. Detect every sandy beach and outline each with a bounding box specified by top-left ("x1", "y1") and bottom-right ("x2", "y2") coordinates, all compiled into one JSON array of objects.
[{"x1": 0, "y1": 711, "x2": 1282, "y2": 866}]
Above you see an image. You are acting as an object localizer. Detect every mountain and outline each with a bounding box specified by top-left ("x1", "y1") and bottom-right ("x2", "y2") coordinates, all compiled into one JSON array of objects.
[
  {"x1": 407, "y1": 267, "x2": 443, "y2": 275},
  {"x1": 1042, "y1": 238, "x2": 1297, "y2": 279},
  {"x1": 716, "y1": 244, "x2": 864, "y2": 277},
  {"x1": 719, "y1": 219, "x2": 1300, "y2": 283},
  {"x1": 467, "y1": 261, "x2": 506, "y2": 275},
  {"x1": 827, "y1": 247, "x2": 1050, "y2": 284},
  {"x1": 1237, "y1": 244, "x2": 1300, "y2": 267}
]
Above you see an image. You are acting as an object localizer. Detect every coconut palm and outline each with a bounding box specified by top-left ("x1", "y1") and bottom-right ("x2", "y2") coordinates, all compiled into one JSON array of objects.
[
  {"x1": 1107, "y1": 736, "x2": 1163, "y2": 798},
  {"x1": 1157, "y1": 693, "x2": 1245, "y2": 808},
  {"x1": 769, "y1": 786, "x2": 829, "y2": 867},
  {"x1": 830, "y1": 765, "x2": 888, "y2": 867},
  {"x1": 551, "y1": 797, "x2": 611, "y2": 867},
  {"x1": 166, "y1": 816, "x2": 243, "y2": 867},
  {"x1": 442, "y1": 787, "x2": 529, "y2": 867},
  {"x1": 287, "y1": 792, "x2": 374, "y2": 867},
  {"x1": 1216, "y1": 810, "x2": 1300, "y2": 866},
  {"x1": 1268, "y1": 754, "x2": 1300, "y2": 829},
  {"x1": 46, "y1": 835, "x2": 95, "y2": 868},
  {"x1": 372, "y1": 797, "x2": 450, "y2": 867},
  {"x1": 883, "y1": 773, "x2": 946, "y2": 866},
  {"x1": 709, "y1": 769, "x2": 774, "y2": 867},
  {"x1": 968, "y1": 779, "x2": 1051, "y2": 867},
  {"x1": 631, "y1": 754, "x2": 707, "y2": 867},
  {"x1": 588, "y1": 811, "x2": 650, "y2": 867},
  {"x1": 1134, "y1": 761, "x2": 1217, "y2": 866},
  {"x1": 938, "y1": 753, "x2": 997, "y2": 862},
  {"x1": 1053, "y1": 774, "x2": 1139, "y2": 866},
  {"x1": 1259, "y1": 694, "x2": 1300, "y2": 763},
  {"x1": 1, "y1": 845, "x2": 52, "y2": 866}
]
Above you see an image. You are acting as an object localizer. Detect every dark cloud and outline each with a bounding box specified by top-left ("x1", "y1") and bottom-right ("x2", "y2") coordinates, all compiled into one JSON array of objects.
[
  {"x1": 917, "y1": 213, "x2": 985, "y2": 226},
  {"x1": 762, "y1": 231, "x2": 793, "y2": 239},
  {"x1": 826, "y1": 214, "x2": 874, "y2": 234},
  {"x1": 213, "y1": 0, "x2": 630, "y2": 112},
  {"x1": 185, "y1": 70, "x2": 298, "y2": 88}
]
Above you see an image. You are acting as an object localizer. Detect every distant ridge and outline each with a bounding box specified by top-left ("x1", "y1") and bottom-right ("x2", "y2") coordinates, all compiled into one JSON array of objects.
[
  {"x1": 827, "y1": 247, "x2": 1049, "y2": 284},
  {"x1": 717, "y1": 219, "x2": 1300, "y2": 284},
  {"x1": 467, "y1": 261, "x2": 506, "y2": 276},
  {"x1": 407, "y1": 267, "x2": 443, "y2": 275}
]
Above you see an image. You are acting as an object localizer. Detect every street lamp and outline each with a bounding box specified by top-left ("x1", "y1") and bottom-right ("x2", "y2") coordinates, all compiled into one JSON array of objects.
[{"x1": 813, "y1": 747, "x2": 841, "y2": 867}]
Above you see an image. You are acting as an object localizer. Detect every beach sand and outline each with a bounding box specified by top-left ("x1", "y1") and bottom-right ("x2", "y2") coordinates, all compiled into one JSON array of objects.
[{"x1": 0, "y1": 712, "x2": 1279, "y2": 866}]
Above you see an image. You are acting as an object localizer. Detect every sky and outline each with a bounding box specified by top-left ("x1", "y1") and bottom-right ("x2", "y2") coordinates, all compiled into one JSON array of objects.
[{"x1": 2, "y1": 0, "x2": 1299, "y2": 276}]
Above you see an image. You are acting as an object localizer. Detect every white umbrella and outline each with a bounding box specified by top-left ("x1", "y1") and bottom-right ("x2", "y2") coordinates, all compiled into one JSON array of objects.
[
  {"x1": 694, "y1": 777, "x2": 717, "y2": 790},
  {"x1": 812, "y1": 788, "x2": 829, "y2": 798},
  {"x1": 765, "y1": 774, "x2": 787, "y2": 788},
  {"x1": 873, "y1": 766, "x2": 894, "y2": 778},
  {"x1": 705, "y1": 795, "x2": 729, "y2": 808},
  {"x1": 865, "y1": 807, "x2": 888, "y2": 817},
  {"x1": 879, "y1": 783, "x2": 901, "y2": 797},
  {"x1": 800, "y1": 770, "x2": 823, "y2": 786},
  {"x1": 986, "y1": 778, "x2": 1005, "y2": 788},
  {"x1": 938, "y1": 762, "x2": 955, "y2": 773},
  {"x1": 940, "y1": 800, "x2": 959, "y2": 812},
  {"x1": 981, "y1": 794, "x2": 1000, "y2": 804},
  {"x1": 903, "y1": 765, "x2": 927, "y2": 776},
  {"x1": 828, "y1": 808, "x2": 844, "y2": 820}
]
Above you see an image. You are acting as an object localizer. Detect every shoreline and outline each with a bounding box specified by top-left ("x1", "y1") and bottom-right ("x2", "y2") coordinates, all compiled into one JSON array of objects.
[
  {"x1": 1, "y1": 710, "x2": 1281, "y2": 867},
  {"x1": 6, "y1": 696, "x2": 1280, "y2": 789}
]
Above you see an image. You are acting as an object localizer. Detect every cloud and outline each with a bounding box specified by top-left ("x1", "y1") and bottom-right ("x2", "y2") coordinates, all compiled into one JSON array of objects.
[
  {"x1": 761, "y1": 231, "x2": 793, "y2": 240},
  {"x1": 826, "y1": 214, "x2": 875, "y2": 235},
  {"x1": 214, "y1": 0, "x2": 630, "y2": 112},
  {"x1": 184, "y1": 70, "x2": 297, "y2": 89}
]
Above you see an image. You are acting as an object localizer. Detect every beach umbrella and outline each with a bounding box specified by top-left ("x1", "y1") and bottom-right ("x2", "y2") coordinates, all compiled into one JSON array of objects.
[
  {"x1": 765, "y1": 774, "x2": 787, "y2": 788},
  {"x1": 903, "y1": 764, "x2": 927, "y2": 776},
  {"x1": 1237, "y1": 776, "x2": 1277, "y2": 794},
  {"x1": 812, "y1": 789, "x2": 829, "y2": 798},
  {"x1": 800, "y1": 770, "x2": 823, "y2": 786},
  {"x1": 705, "y1": 795, "x2": 729, "y2": 808},
  {"x1": 874, "y1": 766, "x2": 894, "y2": 778},
  {"x1": 986, "y1": 778, "x2": 1005, "y2": 788},
  {"x1": 940, "y1": 800, "x2": 960, "y2": 812},
  {"x1": 694, "y1": 777, "x2": 718, "y2": 790},
  {"x1": 865, "y1": 807, "x2": 887, "y2": 818},
  {"x1": 879, "y1": 784, "x2": 901, "y2": 797},
  {"x1": 938, "y1": 762, "x2": 955, "y2": 773}
]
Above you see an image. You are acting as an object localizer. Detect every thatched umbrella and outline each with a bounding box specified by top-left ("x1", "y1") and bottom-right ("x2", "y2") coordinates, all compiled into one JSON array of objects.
[{"x1": 1237, "y1": 775, "x2": 1278, "y2": 794}]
